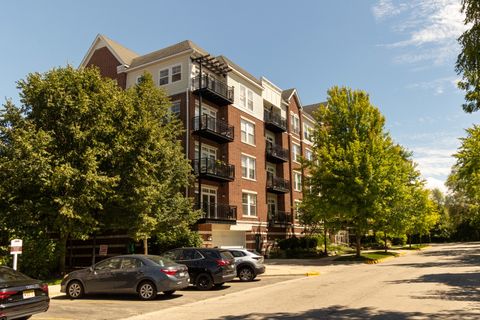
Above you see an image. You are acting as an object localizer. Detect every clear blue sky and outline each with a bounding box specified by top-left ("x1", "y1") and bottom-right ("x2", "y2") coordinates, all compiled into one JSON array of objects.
[{"x1": 1, "y1": 0, "x2": 479, "y2": 192}]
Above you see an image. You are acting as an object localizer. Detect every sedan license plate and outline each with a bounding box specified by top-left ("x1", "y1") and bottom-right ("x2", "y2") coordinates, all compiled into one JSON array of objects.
[
  {"x1": 23, "y1": 290, "x2": 35, "y2": 299},
  {"x1": 178, "y1": 272, "x2": 185, "y2": 277}
]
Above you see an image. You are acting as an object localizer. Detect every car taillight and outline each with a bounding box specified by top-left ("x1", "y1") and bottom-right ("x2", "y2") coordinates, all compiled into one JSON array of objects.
[
  {"x1": 161, "y1": 269, "x2": 177, "y2": 276},
  {"x1": 0, "y1": 291, "x2": 17, "y2": 300},
  {"x1": 215, "y1": 259, "x2": 230, "y2": 266},
  {"x1": 41, "y1": 284, "x2": 49, "y2": 294}
]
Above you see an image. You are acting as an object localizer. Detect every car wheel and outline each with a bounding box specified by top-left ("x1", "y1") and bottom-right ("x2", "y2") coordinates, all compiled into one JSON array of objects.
[
  {"x1": 66, "y1": 280, "x2": 84, "y2": 299},
  {"x1": 163, "y1": 290, "x2": 175, "y2": 296},
  {"x1": 238, "y1": 266, "x2": 255, "y2": 281},
  {"x1": 138, "y1": 281, "x2": 157, "y2": 300},
  {"x1": 195, "y1": 273, "x2": 213, "y2": 290}
]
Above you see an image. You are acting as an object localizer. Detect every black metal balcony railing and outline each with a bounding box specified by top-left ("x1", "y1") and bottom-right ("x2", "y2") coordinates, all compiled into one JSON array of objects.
[
  {"x1": 192, "y1": 74, "x2": 234, "y2": 105},
  {"x1": 192, "y1": 114, "x2": 234, "y2": 143},
  {"x1": 266, "y1": 173, "x2": 290, "y2": 193},
  {"x1": 269, "y1": 211, "x2": 291, "y2": 225},
  {"x1": 266, "y1": 141, "x2": 289, "y2": 163},
  {"x1": 195, "y1": 202, "x2": 237, "y2": 223},
  {"x1": 264, "y1": 109, "x2": 287, "y2": 132},
  {"x1": 192, "y1": 158, "x2": 235, "y2": 182}
]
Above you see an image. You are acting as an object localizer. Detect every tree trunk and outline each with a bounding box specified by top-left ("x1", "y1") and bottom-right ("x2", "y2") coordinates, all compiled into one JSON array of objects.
[
  {"x1": 58, "y1": 232, "x2": 68, "y2": 275},
  {"x1": 324, "y1": 227, "x2": 328, "y2": 256},
  {"x1": 143, "y1": 237, "x2": 148, "y2": 255},
  {"x1": 408, "y1": 234, "x2": 411, "y2": 248},
  {"x1": 384, "y1": 230, "x2": 388, "y2": 253},
  {"x1": 92, "y1": 233, "x2": 96, "y2": 266},
  {"x1": 355, "y1": 230, "x2": 361, "y2": 257}
]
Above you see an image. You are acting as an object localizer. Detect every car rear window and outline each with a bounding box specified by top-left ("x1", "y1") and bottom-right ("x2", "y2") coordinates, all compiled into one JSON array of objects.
[
  {"x1": 220, "y1": 251, "x2": 234, "y2": 260},
  {"x1": 146, "y1": 255, "x2": 175, "y2": 267},
  {"x1": 230, "y1": 250, "x2": 246, "y2": 257},
  {"x1": 0, "y1": 267, "x2": 30, "y2": 282}
]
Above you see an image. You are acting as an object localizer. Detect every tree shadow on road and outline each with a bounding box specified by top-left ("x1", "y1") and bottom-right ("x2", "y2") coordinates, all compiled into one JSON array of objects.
[
  {"x1": 388, "y1": 271, "x2": 480, "y2": 302},
  {"x1": 213, "y1": 305, "x2": 479, "y2": 319}
]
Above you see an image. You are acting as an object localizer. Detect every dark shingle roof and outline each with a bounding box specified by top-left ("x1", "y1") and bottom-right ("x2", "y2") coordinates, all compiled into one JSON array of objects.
[
  {"x1": 303, "y1": 102, "x2": 326, "y2": 117},
  {"x1": 129, "y1": 40, "x2": 207, "y2": 69},
  {"x1": 216, "y1": 55, "x2": 262, "y2": 86}
]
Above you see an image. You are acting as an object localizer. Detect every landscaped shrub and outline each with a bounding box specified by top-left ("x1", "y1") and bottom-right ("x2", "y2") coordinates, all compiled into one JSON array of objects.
[{"x1": 18, "y1": 236, "x2": 58, "y2": 279}]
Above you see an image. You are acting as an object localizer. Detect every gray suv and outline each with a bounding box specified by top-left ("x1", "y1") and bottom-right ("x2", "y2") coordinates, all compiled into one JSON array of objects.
[{"x1": 227, "y1": 249, "x2": 266, "y2": 281}]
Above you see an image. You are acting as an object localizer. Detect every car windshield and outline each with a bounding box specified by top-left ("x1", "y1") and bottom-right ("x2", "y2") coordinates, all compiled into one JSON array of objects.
[
  {"x1": 0, "y1": 267, "x2": 30, "y2": 283},
  {"x1": 145, "y1": 255, "x2": 175, "y2": 267}
]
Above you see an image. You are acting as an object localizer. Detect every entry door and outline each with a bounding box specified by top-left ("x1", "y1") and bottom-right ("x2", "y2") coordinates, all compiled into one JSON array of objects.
[
  {"x1": 201, "y1": 187, "x2": 217, "y2": 219},
  {"x1": 267, "y1": 164, "x2": 276, "y2": 183},
  {"x1": 195, "y1": 103, "x2": 217, "y2": 131},
  {"x1": 267, "y1": 194, "x2": 277, "y2": 220},
  {"x1": 266, "y1": 131, "x2": 275, "y2": 144}
]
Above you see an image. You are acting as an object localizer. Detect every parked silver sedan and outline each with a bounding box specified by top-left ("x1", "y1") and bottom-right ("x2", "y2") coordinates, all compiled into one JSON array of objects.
[
  {"x1": 227, "y1": 249, "x2": 266, "y2": 281},
  {"x1": 61, "y1": 255, "x2": 189, "y2": 300}
]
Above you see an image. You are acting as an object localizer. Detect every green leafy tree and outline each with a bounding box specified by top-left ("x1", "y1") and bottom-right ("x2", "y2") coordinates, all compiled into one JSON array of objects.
[
  {"x1": 456, "y1": 0, "x2": 480, "y2": 112},
  {"x1": 0, "y1": 67, "x2": 198, "y2": 273},
  {"x1": 305, "y1": 86, "x2": 391, "y2": 257}
]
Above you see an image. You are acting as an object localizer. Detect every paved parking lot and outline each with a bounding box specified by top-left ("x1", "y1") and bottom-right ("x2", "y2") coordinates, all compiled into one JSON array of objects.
[{"x1": 32, "y1": 275, "x2": 302, "y2": 320}]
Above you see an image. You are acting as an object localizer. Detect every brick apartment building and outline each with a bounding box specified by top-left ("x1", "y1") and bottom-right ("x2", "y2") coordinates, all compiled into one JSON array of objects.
[{"x1": 80, "y1": 34, "x2": 320, "y2": 254}]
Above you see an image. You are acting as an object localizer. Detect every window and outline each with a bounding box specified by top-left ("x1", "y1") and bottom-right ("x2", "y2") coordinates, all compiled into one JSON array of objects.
[
  {"x1": 291, "y1": 114, "x2": 300, "y2": 134},
  {"x1": 239, "y1": 85, "x2": 254, "y2": 111},
  {"x1": 95, "y1": 258, "x2": 121, "y2": 271},
  {"x1": 241, "y1": 119, "x2": 255, "y2": 145},
  {"x1": 304, "y1": 124, "x2": 313, "y2": 141},
  {"x1": 136, "y1": 75, "x2": 143, "y2": 84},
  {"x1": 241, "y1": 155, "x2": 256, "y2": 180},
  {"x1": 293, "y1": 144, "x2": 301, "y2": 162},
  {"x1": 172, "y1": 65, "x2": 181, "y2": 82},
  {"x1": 242, "y1": 192, "x2": 257, "y2": 216},
  {"x1": 120, "y1": 258, "x2": 142, "y2": 269},
  {"x1": 170, "y1": 100, "x2": 180, "y2": 116},
  {"x1": 294, "y1": 200, "x2": 302, "y2": 219},
  {"x1": 305, "y1": 149, "x2": 313, "y2": 161},
  {"x1": 247, "y1": 90, "x2": 254, "y2": 111},
  {"x1": 294, "y1": 171, "x2": 302, "y2": 191},
  {"x1": 159, "y1": 69, "x2": 169, "y2": 85}
]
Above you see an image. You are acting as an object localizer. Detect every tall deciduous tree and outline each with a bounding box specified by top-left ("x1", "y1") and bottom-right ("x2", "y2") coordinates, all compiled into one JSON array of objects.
[
  {"x1": 456, "y1": 0, "x2": 480, "y2": 112},
  {"x1": 0, "y1": 67, "x2": 198, "y2": 272},
  {"x1": 304, "y1": 87, "x2": 389, "y2": 257}
]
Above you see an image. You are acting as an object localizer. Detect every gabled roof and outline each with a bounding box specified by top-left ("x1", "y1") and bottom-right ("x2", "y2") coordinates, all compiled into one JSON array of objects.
[
  {"x1": 80, "y1": 34, "x2": 139, "y2": 67},
  {"x1": 303, "y1": 102, "x2": 326, "y2": 117},
  {"x1": 217, "y1": 55, "x2": 262, "y2": 87},
  {"x1": 282, "y1": 88, "x2": 296, "y2": 102},
  {"x1": 129, "y1": 40, "x2": 207, "y2": 69}
]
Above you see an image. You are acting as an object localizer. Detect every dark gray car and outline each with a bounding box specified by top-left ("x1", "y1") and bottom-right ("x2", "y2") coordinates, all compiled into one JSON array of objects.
[{"x1": 60, "y1": 255, "x2": 189, "y2": 300}]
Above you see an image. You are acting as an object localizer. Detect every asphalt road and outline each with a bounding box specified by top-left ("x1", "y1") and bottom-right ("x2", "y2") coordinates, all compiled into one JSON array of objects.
[{"x1": 34, "y1": 243, "x2": 480, "y2": 320}]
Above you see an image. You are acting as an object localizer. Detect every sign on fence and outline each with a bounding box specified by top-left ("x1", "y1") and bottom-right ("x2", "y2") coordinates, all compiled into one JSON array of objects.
[
  {"x1": 10, "y1": 239, "x2": 22, "y2": 270},
  {"x1": 99, "y1": 245, "x2": 108, "y2": 256}
]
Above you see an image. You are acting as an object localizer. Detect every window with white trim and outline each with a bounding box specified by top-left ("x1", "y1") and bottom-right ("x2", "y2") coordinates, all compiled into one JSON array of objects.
[
  {"x1": 136, "y1": 75, "x2": 143, "y2": 84},
  {"x1": 240, "y1": 86, "x2": 246, "y2": 108},
  {"x1": 242, "y1": 192, "x2": 257, "y2": 216},
  {"x1": 247, "y1": 90, "x2": 253, "y2": 111},
  {"x1": 159, "y1": 69, "x2": 169, "y2": 85},
  {"x1": 172, "y1": 65, "x2": 181, "y2": 82},
  {"x1": 294, "y1": 200, "x2": 302, "y2": 219},
  {"x1": 291, "y1": 114, "x2": 300, "y2": 134},
  {"x1": 292, "y1": 143, "x2": 301, "y2": 162},
  {"x1": 305, "y1": 149, "x2": 313, "y2": 161},
  {"x1": 240, "y1": 119, "x2": 255, "y2": 145},
  {"x1": 170, "y1": 100, "x2": 181, "y2": 116},
  {"x1": 241, "y1": 155, "x2": 256, "y2": 180},
  {"x1": 294, "y1": 171, "x2": 302, "y2": 191},
  {"x1": 303, "y1": 123, "x2": 313, "y2": 141}
]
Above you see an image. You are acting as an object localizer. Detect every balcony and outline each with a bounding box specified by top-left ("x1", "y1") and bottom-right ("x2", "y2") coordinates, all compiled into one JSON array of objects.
[
  {"x1": 192, "y1": 74, "x2": 234, "y2": 106},
  {"x1": 268, "y1": 211, "x2": 292, "y2": 226},
  {"x1": 195, "y1": 202, "x2": 237, "y2": 224},
  {"x1": 267, "y1": 173, "x2": 290, "y2": 194},
  {"x1": 192, "y1": 158, "x2": 235, "y2": 182},
  {"x1": 192, "y1": 114, "x2": 234, "y2": 143},
  {"x1": 264, "y1": 109, "x2": 287, "y2": 132},
  {"x1": 266, "y1": 141, "x2": 288, "y2": 163}
]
